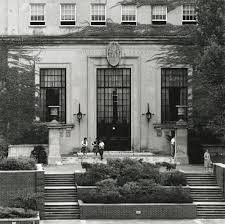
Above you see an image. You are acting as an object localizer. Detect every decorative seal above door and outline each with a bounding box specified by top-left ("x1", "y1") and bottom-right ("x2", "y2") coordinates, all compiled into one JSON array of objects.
[{"x1": 106, "y1": 41, "x2": 121, "y2": 67}]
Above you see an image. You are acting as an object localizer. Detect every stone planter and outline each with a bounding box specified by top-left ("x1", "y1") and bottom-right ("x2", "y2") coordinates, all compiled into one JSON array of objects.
[
  {"x1": 0, "y1": 212, "x2": 40, "y2": 224},
  {"x1": 79, "y1": 200, "x2": 196, "y2": 219}
]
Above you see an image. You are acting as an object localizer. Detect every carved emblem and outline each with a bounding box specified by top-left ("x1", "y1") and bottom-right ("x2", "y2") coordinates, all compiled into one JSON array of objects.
[{"x1": 106, "y1": 42, "x2": 121, "y2": 67}]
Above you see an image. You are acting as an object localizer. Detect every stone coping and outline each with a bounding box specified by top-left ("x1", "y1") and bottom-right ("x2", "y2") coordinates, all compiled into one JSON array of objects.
[
  {"x1": 214, "y1": 163, "x2": 225, "y2": 168},
  {"x1": 79, "y1": 200, "x2": 193, "y2": 205},
  {"x1": 0, "y1": 170, "x2": 41, "y2": 173},
  {"x1": 0, "y1": 213, "x2": 39, "y2": 222}
]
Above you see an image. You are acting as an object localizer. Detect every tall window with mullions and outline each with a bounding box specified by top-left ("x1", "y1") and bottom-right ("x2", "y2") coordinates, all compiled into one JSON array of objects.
[
  {"x1": 161, "y1": 68, "x2": 188, "y2": 123},
  {"x1": 40, "y1": 68, "x2": 66, "y2": 123}
]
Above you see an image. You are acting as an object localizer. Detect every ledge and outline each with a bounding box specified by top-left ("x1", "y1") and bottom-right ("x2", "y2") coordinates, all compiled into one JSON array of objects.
[
  {"x1": 153, "y1": 123, "x2": 188, "y2": 129},
  {"x1": 47, "y1": 122, "x2": 74, "y2": 129}
]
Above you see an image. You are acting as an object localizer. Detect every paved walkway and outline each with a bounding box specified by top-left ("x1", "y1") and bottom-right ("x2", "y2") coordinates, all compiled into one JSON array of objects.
[{"x1": 40, "y1": 219, "x2": 225, "y2": 224}]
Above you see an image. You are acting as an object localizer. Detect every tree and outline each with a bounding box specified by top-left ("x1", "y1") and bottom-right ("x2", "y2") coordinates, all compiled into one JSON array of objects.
[{"x1": 0, "y1": 42, "x2": 48, "y2": 147}]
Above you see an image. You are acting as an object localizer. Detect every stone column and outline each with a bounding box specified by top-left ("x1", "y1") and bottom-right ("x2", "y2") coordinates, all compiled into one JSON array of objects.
[
  {"x1": 48, "y1": 120, "x2": 62, "y2": 165},
  {"x1": 175, "y1": 121, "x2": 189, "y2": 164}
]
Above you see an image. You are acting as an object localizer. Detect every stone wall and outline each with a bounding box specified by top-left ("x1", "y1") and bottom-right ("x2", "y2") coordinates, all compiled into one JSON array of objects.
[
  {"x1": 79, "y1": 200, "x2": 196, "y2": 219},
  {"x1": 214, "y1": 163, "x2": 225, "y2": 196},
  {"x1": 0, "y1": 170, "x2": 45, "y2": 219},
  {"x1": 8, "y1": 144, "x2": 48, "y2": 158}
]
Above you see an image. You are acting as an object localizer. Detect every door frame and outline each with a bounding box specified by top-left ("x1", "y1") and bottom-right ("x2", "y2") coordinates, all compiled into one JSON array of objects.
[{"x1": 87, "y1": 56, "x2": 141, "y2": 151}]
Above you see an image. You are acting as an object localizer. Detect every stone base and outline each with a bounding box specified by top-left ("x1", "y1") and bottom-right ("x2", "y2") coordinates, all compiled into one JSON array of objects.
[
  {"x1": 175, "y1": 155, "x2": 189, "y2": 165},
  {"x1": 48, "y1": 156, "x2": 62, "y2": 165}
]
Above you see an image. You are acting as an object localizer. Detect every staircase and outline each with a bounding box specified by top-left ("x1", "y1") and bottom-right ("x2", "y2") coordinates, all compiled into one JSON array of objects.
[
  {"x1": 44, "y1": 174, "x2": 80, "y2": 220},
  {"x1": 185, "y1": 172, "x2": 225, "y2": 218}
]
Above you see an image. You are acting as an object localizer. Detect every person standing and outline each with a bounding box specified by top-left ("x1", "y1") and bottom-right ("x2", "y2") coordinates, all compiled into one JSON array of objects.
[
  {"x1": 98, "y1": 139, "x2": 105, "y2": 160},
  {"x1": 170, "y1": 136, "x2": 176, "y2": 158},
  {"x1": 92, "y1": 137, "x2": 100, "y2": 156},
  {"x1": 81, "y1": 137, "x2": 88, "y2": 157},
  {"x1": 204, "y1": 149, "x2": 211, "y2": 172}
]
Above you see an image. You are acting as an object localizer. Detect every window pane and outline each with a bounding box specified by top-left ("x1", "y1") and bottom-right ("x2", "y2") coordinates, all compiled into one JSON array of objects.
[
  {"x1": 161, "y1": 68, "x2": 188, "y2": 123},
  {"x1": 152, "y1": 5, "x2": 167, "y2": 21}
]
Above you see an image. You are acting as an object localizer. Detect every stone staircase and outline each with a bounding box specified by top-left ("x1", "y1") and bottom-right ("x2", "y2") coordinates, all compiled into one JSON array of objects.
[
  {"x1": 185, "y1": 173, "x2": 225, "y2": 218},
  {"x1": 44, "y1": 174, "x2": 80, "y2": 220}
]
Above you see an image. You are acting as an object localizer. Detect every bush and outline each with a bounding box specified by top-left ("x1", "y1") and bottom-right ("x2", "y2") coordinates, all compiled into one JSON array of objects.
[
  {"x1": 0, "y1": 144, "x2": 8, "y2": 160},
  {"x1": 0, "y1": 158, "x2": 36, "y2": 170},
  {"x1": 81, "y1": 162, "x2": 93, "y2": 170},
  {"x1": 10, "y1": 193, "x2": 41, "y2": 211},
  {"x1": 161, "y1": 171, "x2": 187, "y2": 186},
  {"x1": 0, "y1": 207, "x2": 37, "y2": 218},
  {"x1": 31, "y1": 145, "x2": 47, "y2": 165},
  {"x1": 82, "y1": 179, "x2": 123, "y2": 203}
]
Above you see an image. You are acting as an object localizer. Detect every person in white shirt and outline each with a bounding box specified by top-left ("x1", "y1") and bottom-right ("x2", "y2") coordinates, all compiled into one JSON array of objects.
[
  {"x1": 204, "y1": 150, "x2": 211, "y2": 172},
  {"x1": 170, "y1": 136, "x2": 175, "y2": 158},
  {"x1": 81, "y1": 137, "x2": 88, "y2": 156},
  {"x1": 98, "y1": 139, "x2": 105, "y2": 160}
]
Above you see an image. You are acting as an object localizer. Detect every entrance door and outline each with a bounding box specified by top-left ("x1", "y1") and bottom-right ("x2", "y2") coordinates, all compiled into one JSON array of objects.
[{"x1": 97, "y1": 68, "x2": 131, "y2": 151}]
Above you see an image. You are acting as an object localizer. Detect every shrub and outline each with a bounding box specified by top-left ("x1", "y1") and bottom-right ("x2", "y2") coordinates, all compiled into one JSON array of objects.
[
  {"x1": 0, "y1": 158, "x2": 36, "y2": 170},
  {"x1": 0, "y1": 144, "x2": 8, "y2": 160},
  {"x1": 0, "y1": 207, "x2": 37, "y2": 218},
  {"x1": 161, "y1": 171, "x2": 187, "y2": 186},
  {"x1": 31, "y1": 145, "x2": 47, "y2": 165},
  {"x1": 77, "y1": 163, "x2": 111, "y2": 185},
  {"x1": 10, "y1": 193, "x2": 41, "y2": 211},
  {"x1": 82, "y1": 179, "x2": 123, "y2": 203},
  {"x1": 81, "y1": 162, "x2": 93, "y2": 170}
]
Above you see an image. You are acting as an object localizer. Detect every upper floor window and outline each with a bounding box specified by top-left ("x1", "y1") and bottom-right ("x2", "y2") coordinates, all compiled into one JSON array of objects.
[
  {"x1": 30, "y1": 4, "x2": 45, "y2": 26},
  {"x1": 60, "y1": 4, "x2": 76, "y2": 26},
  {"x1": 121, "y1": 5, "x2": 137, "y2": 25},
  {"x1": 91, "y1": 4, "x2": 106, "y2": 26},
  {"x1": 182, "y1": 4, "x2": 197, "y2": 24},
  {"x1": 152, "y1": 5, "x2": 167, "y2": 25}
]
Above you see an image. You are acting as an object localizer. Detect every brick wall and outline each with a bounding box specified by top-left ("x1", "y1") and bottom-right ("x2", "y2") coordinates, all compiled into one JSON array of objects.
[
  {"x1": 79, "y1": 200, "x2": 197, "y2": 219},
  {"x1": 0, "y1": 171, "x2": 45, "y2": 219}
]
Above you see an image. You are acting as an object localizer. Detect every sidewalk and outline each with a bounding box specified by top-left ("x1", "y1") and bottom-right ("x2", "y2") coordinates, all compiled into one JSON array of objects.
[{"x1": 40, "y1": 219, "x2": 225, "y2": 224}]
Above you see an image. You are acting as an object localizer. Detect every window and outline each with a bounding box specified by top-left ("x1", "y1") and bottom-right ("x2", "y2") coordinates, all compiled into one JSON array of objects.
[
  {"x1": 40, "y1": 68, "x2": 66, "y2": 123},
  {"x1": 152, "y1": 5, "x2": 167, "y2": 25},
  {"x1": 161, "y1": 68, "x2": 188, "y2": 123},
  {"x1": 121, "y1": 5, "x2": 137, "y2": 25},
  {"x1": 91, "y1": 4, "x2": 106, "y2": 25},
  {"x1": 182, "y1": 4, "x2": 197, "y2": 24},
  {"x1": 60, "y1": 4, "x2": 76, "y2": 26},
  {"x1": 30, "y1": 4, "x2": 45, "y2": 26}
]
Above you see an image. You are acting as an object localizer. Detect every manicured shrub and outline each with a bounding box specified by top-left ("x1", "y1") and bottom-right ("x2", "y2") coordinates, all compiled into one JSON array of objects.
[
  {"x1": 10, "y1": 193, "x2": 41, "y2": 211},
  {"x1": 0, "y1": 158, "x2": 36, "y2": 170},
  {"x1": 0, "y1": 207, "x2": 37, "y2": 218},
  {"x1": 81, "y1": 162, "x2": 93, "y2": 170},
  {"x1": 30, "y1": 145, "x2": 47, "y2": 165},
  {"x1": 161, "y1": 171, "x2": 187, "y2": 186}
]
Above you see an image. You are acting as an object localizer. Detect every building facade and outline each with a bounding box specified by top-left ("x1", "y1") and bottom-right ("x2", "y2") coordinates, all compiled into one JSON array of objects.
[{"x1": 0, "y1": 0, "x2": 195, "y2": 160}]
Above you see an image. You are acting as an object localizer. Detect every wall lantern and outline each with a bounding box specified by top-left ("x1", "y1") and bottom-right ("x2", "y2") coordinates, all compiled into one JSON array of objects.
[
  {"x1": 74, "y1": 103, "x2": 85, "y2": 123},
  {"x1": 142, "y1": 103, "x2": 154, "y2": 122}
]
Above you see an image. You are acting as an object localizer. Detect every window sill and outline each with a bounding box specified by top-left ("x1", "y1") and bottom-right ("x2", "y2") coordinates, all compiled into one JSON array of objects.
[
  {"x1": 59, "y1": 25, "x2": 76, "y2": 28},
  {"x1": 29, "y1": 25, "x2": 46, "y2": 28}
]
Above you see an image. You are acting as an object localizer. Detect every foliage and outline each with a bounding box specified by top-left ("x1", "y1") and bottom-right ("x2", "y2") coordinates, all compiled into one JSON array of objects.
[
  {"x1": 12, "y1": 123, "x2": 48, "y2": 145},
  {"x1": 0, "y1": 144, "x2": 8, "y2": 159},
  {"x1": 0, "y1": 207, "x2": 37, "y2": 218},
  {"x1": 77, "y1": 158, "x2": 185, "y2": 186},
  {"x1": 156, "y1": 162, "x2": 176, "y2": 170},
  {"x1": 160, "y1": 171, "x2": 187, "y2": 186},
  {"x1": 81, "y1": 162, "x2": 93, "y2": 170},
  {"x1": 10, "y1": 193, "x2": 41, "y2": 211},
  {"x1": 30, "y1": 145, "x2": 47, "y2": 164},
  {"x1": 0, "y1": 158, "x2": 36, "y2": 170},
  {"x1": 82, "y1": 178, "x2": 192, "y2": 203},
  {"x1": 157, "y1": 0, "x2": 225, "y2": 141}
]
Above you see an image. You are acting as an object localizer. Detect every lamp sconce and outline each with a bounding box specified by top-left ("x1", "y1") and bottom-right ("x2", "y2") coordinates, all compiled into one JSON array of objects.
[
  {"x1": 74, "y1": 103, "x2": 86, "y2": 123},
  {"x1": 142, "y1": 103, "x2": 154, "y2": 122}
]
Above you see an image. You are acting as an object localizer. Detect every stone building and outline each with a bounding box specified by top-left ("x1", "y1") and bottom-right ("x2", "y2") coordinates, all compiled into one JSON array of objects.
[{"x1": 0, "y1": 0, "x2": 196, "y2": 163}]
